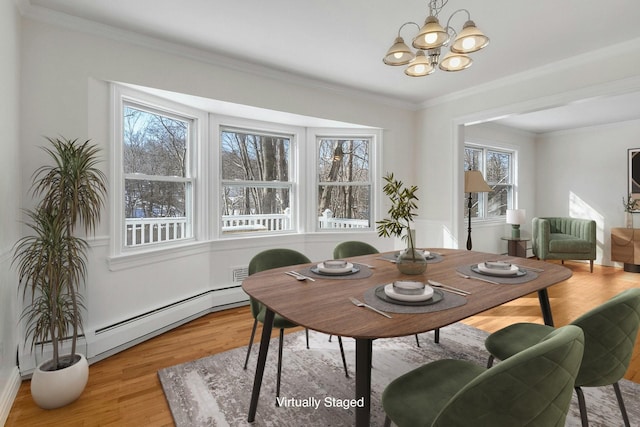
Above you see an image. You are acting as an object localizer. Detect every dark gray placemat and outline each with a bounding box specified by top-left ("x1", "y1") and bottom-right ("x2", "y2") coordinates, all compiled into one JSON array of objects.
[
  {"x1": 456, "y1": 264, "x2": 538, "y2": 285},
  {"x1": 379, "y1": 251, "x2": 444, "y2": 264},
  {"x1": 362, "y1": 285, "x2": 467, "y2": 314},
  {"x1": 296, "y1": 263, "x2": 373, "y2": 280}
]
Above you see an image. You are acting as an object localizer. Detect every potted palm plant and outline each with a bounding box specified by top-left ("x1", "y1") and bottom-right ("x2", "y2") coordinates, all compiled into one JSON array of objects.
[
  {"x1": 13, "y1": 137, "x2": 107, "y2": 409},
  {"x1": 376, "y1": 172, "x2": 427, "y2": 274}
]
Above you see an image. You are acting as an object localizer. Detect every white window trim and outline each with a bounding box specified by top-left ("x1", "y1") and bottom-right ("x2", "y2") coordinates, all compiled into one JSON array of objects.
[
  {"x1": 308, "y1": 128, "x2": 382, "y2": 232},
  {"x1": 210, "y1": 114, "x2": 304, "y2": 238},
  {"x1": 464, "y1": 140, "x2": 518, "y2": 224},
  {"x1": 108, "y1": 83, "x2": 382, "y2": 267},
  {"x1": 110, "y1": 84, "x2": 209, "y2": 258}
]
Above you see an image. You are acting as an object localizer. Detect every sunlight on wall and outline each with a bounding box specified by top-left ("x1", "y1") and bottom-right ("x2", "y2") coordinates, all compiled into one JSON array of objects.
[{"x1": 569, "y1": 191, "x2": 604, "y2": 257}]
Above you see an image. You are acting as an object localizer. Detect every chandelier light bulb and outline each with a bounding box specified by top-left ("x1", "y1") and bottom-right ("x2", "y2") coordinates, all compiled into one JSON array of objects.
[
  {"x1": 462, "y1": 37, "x2": 476, "y2": 51},
  {"x1": 424, "y1": 33, "x2": 438, "y2": 45}
]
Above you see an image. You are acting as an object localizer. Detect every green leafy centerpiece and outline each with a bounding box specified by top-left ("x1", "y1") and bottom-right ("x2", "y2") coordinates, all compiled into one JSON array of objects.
[{"x1": 376, "y1": 173, "x2": 427, "y2": 275}]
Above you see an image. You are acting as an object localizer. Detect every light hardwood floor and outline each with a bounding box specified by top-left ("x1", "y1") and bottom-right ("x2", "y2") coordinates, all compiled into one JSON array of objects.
[{"x1": 6, "y1": 260, "x2": 640, "y2": 426}]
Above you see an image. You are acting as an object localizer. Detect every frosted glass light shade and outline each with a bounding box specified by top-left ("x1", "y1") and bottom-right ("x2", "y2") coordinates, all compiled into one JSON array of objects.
[
  {"x1": 405, "y1": 50, "x2": 434, "y2": 77},
  {"x1": 413, "y1": 16, "x2": 450, "y2": 50},
  {"x1": 383, "y1": 37, "x2": 414, "y2": 65},
  {"x1": 451, "y1": 20, "x2": 489, "y2": 54}
]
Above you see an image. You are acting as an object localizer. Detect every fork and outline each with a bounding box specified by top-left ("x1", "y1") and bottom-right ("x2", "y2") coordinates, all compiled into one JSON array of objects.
[
  {"x1": 288, "y1": 271, "x2": 315, "y2": 282},
  {"x1": 349, "y1": 297, "x2": 392, "y2": 318}
]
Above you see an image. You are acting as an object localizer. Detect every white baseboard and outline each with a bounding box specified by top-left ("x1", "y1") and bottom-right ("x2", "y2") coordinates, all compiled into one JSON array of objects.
[{"x1": 0, "y1": 367, "x2": 21, "y2": 425}]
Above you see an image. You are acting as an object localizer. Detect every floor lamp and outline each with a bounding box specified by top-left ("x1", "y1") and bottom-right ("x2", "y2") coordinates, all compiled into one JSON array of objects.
[{"x1": 464, "y1": 170, "x2": 492, "y2": 250}]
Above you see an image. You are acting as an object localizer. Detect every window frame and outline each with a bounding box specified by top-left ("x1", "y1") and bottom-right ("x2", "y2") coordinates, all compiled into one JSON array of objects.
[
  {"x1": 110, "y1": 85, "x2": 208, "y2": 256},
  {"x1": 464, "y1": 143, "x2": 516, "y2": 221},
  {"x1": 309, "y1": 128, "x2": 381, "y2": 232},
  {"x1": 211, "y1": 114, "x2": 304, "y2": 238},
  {"x1": 217, "y1": 124, "x2": 296, "y2": 237}
]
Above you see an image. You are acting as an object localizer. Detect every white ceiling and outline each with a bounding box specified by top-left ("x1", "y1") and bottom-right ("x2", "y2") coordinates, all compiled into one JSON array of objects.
[{"x1": 23, "y1": 0, "x2": 640, "y2": 133}]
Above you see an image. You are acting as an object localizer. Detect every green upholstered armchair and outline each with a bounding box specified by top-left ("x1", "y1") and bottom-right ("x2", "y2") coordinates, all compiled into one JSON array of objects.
[
  {"x1": 382, "y1": 325, "x2": 585, "y2": 427},
  {"x1": 485, "y1": 288, "x2": 640, "y2": 427},
  {"x1": 532, "y1": 217, "x2": 597, "y2": 272}
]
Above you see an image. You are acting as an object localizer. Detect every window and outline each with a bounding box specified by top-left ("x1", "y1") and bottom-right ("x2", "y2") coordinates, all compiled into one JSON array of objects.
[
  {"x1": 111, "y1": 84, "x2": 380, "y2": 258},
  {"x1": 317, "y1": 137, "x2": 371, "y2": 230},
  {"x1": 464, "y1": 145, "x2": 514, "y2": 219},
  {"x1": 122, "y1": 103, "x2": 194, "y2": 246},
  {"x1": 220, "y1": 128, "x2": 293, "y2": 234}
]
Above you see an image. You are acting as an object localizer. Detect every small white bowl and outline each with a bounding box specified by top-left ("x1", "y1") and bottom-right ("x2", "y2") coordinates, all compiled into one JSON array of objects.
[
  {"x1": 323, "y1": 259, "x2": 348, "y2": 269},
  {"x1": 393, "y1": 280, "x2": 426, "y2": 295}
]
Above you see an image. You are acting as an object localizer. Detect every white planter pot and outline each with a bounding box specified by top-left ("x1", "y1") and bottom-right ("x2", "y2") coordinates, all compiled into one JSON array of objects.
[{"x1": 30, "y1": 353, "x2": 89, "y2": 409}]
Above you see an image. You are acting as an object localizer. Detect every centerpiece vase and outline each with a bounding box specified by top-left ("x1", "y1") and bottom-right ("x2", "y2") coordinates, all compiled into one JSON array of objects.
[{"x1": 396, "y1": 247, "x2": 427, "y2": 275}]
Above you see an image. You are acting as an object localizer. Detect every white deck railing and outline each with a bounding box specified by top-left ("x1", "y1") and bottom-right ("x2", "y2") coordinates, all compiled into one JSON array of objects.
[{"x1": 125, "y1": 212, "x2": 368, "y2": 246}]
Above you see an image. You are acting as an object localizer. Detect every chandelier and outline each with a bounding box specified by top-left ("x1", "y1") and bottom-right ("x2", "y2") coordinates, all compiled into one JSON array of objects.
[{"x1": 383, "y1": 0, "x2": 489, "y2": 77}]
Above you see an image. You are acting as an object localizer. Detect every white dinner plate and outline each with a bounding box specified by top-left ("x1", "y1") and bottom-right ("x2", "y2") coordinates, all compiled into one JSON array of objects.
[
  {"x1": 316, "y1": 262, "x2": 354, "y2": 274},
  {"x1": 477, "y1": 262, "x2": 520, "y2": 276},
  {"x1": 384, "y1": 283, "x2": 434, "y2": 302}
]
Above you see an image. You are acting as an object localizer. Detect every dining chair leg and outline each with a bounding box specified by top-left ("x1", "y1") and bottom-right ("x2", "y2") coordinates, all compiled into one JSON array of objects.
[
  {"x1": 487, "y1": 355, "x2": 495, "y2": 368},
  {"x1": 243, "y1": 318, "x2": 258, "y2": 370},
  {"x1": 337, "y1": 336, "x2": 349, "y2": 378},
  {"x1": 613, "y1": 382, "x2": 631, "y2": 427},
  {"x1": 434, "y1": 328, "x2": 440, "y2": 344},
  {"x1": 575, "y1": 386, "x2": 589, "y2": 427},
  {"x1": 305, "y1": 328, "x2": 310, "y2": 349},
  {"x1": 275, "y1": 328, "x2": 285, "y2": 405},
  {"x1": 414, "y1": 334, "x2": 420, "y2": 347}
]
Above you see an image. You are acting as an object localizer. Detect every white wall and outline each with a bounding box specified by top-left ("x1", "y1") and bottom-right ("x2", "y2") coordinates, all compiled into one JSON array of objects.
[
  {"x1": 0, "y1": 0, "x2": 23, "y2": 423},
  {"x1": 536, "y1": 119, "x2": 640, "y2": 266},
  {"x1": 414, "y1": 40, "x2": 640, "y2": 254},
  {"x1": 15, "y1": 16, "x2": 415, "y2": 372}
]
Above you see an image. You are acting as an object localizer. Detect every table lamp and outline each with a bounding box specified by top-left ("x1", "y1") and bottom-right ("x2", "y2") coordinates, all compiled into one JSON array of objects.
[
  {"x1": 506, "y1": 209, "x2": 526, "y2": 239},
  {"x1": 464, "y1": 171, "x2": 492, "y2": 250}
]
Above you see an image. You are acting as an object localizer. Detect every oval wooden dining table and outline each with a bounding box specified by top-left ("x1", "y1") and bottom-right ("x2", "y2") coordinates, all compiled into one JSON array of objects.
[{"x1": 242, "y1": 248, "x2": 572, "y2": 427}]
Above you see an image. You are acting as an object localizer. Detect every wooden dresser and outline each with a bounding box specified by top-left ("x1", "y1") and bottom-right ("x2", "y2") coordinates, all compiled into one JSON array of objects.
[{"x1": 611, "y1": 228, "x2": 640, "y2": 272}]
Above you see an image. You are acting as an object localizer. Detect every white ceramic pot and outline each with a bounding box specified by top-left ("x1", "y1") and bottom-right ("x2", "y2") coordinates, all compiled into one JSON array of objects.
[{"x1": 30, "y1": 353, "x2": 89, "y2": 409}]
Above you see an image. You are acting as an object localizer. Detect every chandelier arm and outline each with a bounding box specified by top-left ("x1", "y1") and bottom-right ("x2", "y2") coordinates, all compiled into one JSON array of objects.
[
  {"x1": 444, "y1": 8, "x2": 471, "y2": 30},
  {"x1": 397, "y1": 21, "x2": 421, "y2": 38},
  {"x1": 429, "y1": 0, "x2": 449, "y2": 17}
]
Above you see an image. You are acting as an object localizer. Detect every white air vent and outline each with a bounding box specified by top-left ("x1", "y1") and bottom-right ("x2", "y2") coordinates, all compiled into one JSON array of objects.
[{"x1": 232, "y1": 266, "x2": 249, "y2": 282}]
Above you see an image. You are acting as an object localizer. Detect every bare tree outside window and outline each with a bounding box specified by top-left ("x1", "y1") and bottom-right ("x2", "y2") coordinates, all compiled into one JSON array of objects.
[
  {"x1": 123, "y1": 105, "x2": 193, "y2": 246},
  {"x1": 317, "y1": 138, "x2": 371, "y2": 229},
  {"x1": 220, "y1": 129, "x2": 292, "y2": 233}
]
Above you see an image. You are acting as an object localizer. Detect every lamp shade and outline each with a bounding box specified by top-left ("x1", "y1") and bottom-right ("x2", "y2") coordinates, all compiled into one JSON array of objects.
[
  {"x1": 413, "y1": 16, "x2": 449, "y2": 50},
  {"x1": 506, "y1": 209, "x2": 526, "y2": 225},
  {"x1": 405, "y1": 50, "x2": 434, "y2": 77},
  {"x1": 439, "y1": 51, "x2": 472, "y2": 72},
  {"x1": 464, "y1": 170, "x2": 491, "y2": 193},
  {"x1": 451, "y1": 20, "x2": 489, "y2": 54},
  {"x1": 383, "y1": 37, "x2": 414, "y2": 65}
]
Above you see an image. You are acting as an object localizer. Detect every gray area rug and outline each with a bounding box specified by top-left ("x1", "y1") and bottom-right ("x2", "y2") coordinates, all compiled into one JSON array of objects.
[{"x1": 158, "y1": 323, "x2": 639, "y2": 426}]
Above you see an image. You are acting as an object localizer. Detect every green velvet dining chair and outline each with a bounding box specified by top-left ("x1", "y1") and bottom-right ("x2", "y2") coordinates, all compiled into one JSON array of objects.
[
  {"x1": 382, "y1": 324, "x2": 585, "y2": 427},
  {"x1": 332, "y1": 240, "x2": 437, "y2": 346},
  {"x1": 242, "y1": 248, "x2": 349, "y2": 400},
  {"x1": 485, "y1": 288, "x2": 640, "y2": 427}
]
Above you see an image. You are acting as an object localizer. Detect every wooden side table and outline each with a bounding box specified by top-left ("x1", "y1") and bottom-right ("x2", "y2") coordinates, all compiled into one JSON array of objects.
[
  {"x1": 611, "y1": 227, "x2": 640, "y2": 273},
  {"x1": 501, "y1": 237, "x2": 530, "y2": 258}
]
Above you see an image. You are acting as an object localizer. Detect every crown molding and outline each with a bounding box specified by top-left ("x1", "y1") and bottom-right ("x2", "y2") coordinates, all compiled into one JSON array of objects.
[{"x1": 19, "y1": 2, "x2": 418, "y2": 112}]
